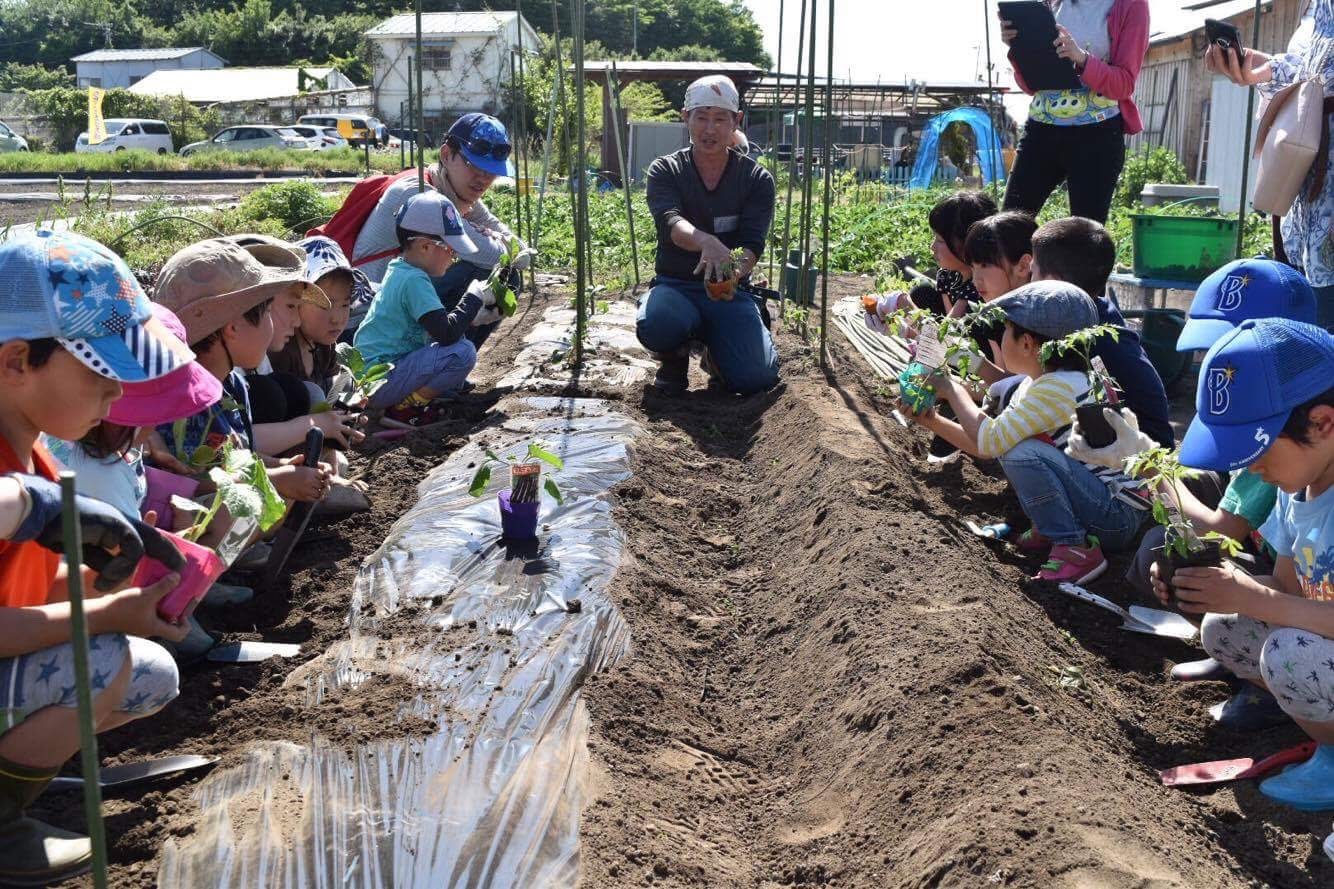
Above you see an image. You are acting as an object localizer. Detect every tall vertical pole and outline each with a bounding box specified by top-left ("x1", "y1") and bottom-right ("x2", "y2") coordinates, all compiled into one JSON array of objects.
[
  {"x1": 797, "y1": 0, "x2": 820, "y2": 340},
  {"x1": 59, "y1": 474, "x2": 109, "y2": 889},
  {"x1": 516, "y1": 2, "x2": 533, "y2": 283},
  {"x1": 572, "y1": 0, "x2": 588, "y2": 362},
  {"x1": 399, "y1": 100, "x2": 406, "y2": 168},
  {"x1": 415, "y1": 0, "x2": 425, "y2": 189},
  {"x1": 777, "y1": 0, "x2": 809, "y2": 316},
  {"x1": 982, "y1": 0, "x2": 1004, "y2": 197},
  {"x1": 509, "y1": 47, "x2": 524, "y2": 241},
  {"x1": 820, "y1": 0, "x2": 835, "y2": 366},
  {"x1": 767, "y1": 0, "x2": 786, "y2": 283},
  {"x1": 1235, "y1": 0, "x2": 1263, "y2": 258},
  {"x1": 406, "y1": 57, "x2": 415, "y2": 170},
  {"x1": 609, "y1": 61, "x2": 641, "y2": 290}
]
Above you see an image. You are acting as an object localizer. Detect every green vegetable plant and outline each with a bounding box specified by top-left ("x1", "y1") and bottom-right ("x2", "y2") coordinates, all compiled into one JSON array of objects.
[
  {"x1": 1038, "y1": 324, "x2": 1122, "y2": 403},
  {"x1": 469, "y1": 441, "x2": 565, "y2": 504},
  {"x1": 319, "y1": 344, "x2": 392, "y2": 410},
  {"x1": 1126, "y1": 448, "x2": 1203, "y2": 559},
  {"x1": 170, "y1": 443, "x2": 287, "y2": 543},
  {"x1": 488, "y1": 237, "x2": 523, "y2": 318},
  {"x1": 169, "y1": 397, "x2": 244, "y2": 468}
]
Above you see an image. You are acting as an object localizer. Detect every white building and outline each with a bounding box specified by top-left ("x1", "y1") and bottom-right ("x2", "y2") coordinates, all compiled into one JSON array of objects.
[
  {"x1": 71, "y1": 47, "x2": 227, "y2": 90},
  {"x1": 365, "y1": 11, "x2": 540, "y2": 134},
  {"x1": 128, "y1": 66, "x2": 357, "y2": 105}
]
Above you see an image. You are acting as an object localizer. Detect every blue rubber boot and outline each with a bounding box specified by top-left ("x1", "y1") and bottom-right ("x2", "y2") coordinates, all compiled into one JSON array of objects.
[
  {"x1": 1260, "y1": 744, "x2": 1334, "y2": 811},
  {"x1": 1215, "y1": 685, "x2": 1291, "y2": 731}
]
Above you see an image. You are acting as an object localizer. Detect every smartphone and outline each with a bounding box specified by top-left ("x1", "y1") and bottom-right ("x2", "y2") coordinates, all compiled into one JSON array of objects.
[{"x1": 1204, "y1": 18, "x2": 1245, "y2": 67}]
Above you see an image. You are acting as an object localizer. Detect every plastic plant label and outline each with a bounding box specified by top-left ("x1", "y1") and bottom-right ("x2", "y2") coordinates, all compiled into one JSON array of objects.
[
  {"x1": 915, "y1": 321, "x2": 947, "y2": 369},
  {"x1": 1091, "y1": 355, "x2": 1111, "y2": 379}
]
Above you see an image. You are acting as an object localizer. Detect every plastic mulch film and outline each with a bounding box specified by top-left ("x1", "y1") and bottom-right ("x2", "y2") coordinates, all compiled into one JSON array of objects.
[
  {"x1": 497, "y1": 301, "x2": 656, "y2": 390},
  {"x1": 159, "y1": 397, "x2": 639, "y2": 889}
]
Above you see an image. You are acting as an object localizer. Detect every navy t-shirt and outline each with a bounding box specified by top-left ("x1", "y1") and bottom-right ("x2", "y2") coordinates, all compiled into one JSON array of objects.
[{"x1": 1093, "y1": 297, "x2": 1174, "y2": 449}]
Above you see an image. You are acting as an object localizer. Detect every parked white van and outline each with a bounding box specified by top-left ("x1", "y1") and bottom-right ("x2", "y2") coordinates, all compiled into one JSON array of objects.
[{"x1": 75, "y1": 119, "x2": 175, "y2": 154}]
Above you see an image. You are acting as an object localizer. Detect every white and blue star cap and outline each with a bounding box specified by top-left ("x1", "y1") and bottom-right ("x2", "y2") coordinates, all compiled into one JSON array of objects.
[
  {"x1": 395, "y1": 191, "x2": 479, "y2": 259},
  {"x1": 1179, "y1": 318, "x2": 1334, "y2": 471},
  {"x1": 0, "y1": 230, "x2": 193, "y2": 382}
]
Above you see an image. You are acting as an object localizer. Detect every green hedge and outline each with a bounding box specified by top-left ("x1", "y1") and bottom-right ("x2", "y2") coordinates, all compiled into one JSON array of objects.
[{"x1": 0, "y1": 147, "x2": 403, "y2": 174}]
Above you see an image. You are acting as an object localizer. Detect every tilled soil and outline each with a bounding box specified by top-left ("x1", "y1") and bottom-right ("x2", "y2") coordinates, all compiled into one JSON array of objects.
[{"x1": 33, "y1": 277, "x2": 1334, "y2": 887}]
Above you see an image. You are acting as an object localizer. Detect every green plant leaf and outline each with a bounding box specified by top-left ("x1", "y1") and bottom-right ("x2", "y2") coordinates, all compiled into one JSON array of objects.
[
  {"x1": 335, "y1": 342, "x2": 365, "y2": 375},
  {"x1": 189, "y1": 444, "x2": 218, "y2": 467},
  {"x1": 484, "y1": 448, "x2": 503, "y2": 463},
  {"x1": 244, "y1": 454, "x2": 287, "y2": 531},
  {"x1": 469, "y1": 464, "x2": 492, "y2": 498},
  {"x1": 310, "y1": 400, "x2": 333, "y2": 414},
  {"x1": 528, "y1": 442, "x2": 564, "y2": 471},
  {"x1": 544, "y1": 477, "x2": 563, "y2": 505},
  {"x1": 1151, "y1": 499, "x2": 1169, "y2": 527}
]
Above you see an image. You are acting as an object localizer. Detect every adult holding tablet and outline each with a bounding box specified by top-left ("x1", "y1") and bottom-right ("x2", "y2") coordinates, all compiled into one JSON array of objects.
[{"x1": 999, "y1": 0, "x2": 1150, "y2": 222}]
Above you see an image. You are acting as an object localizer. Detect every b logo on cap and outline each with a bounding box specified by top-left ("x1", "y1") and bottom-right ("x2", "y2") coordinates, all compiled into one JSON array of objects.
[
  {"x1": 1207, "y1": 365, "x2": 1237, "y2": 416},
  {"x1": 1216, "y1": 274, "x2": 1249, "y2": 312}
]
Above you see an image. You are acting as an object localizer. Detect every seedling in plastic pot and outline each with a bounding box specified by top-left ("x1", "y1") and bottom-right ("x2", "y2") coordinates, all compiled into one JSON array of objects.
[
  {"x1": 318, "y1": 344, "x2": 392, "y2": 411},
  {"x1": 1039, "y1": 324, "x2": 1123, "y2": 448},
  {"x1": 705, "y1": 248, "x2": 747, "y2": 301},
  {"x1": 139, "y1": 443, "x2": 287, "y2": 621},
  {"x1": 469, "y1": 441, "x2": 564, "y2": 504},
  {"x1": 488, "y1": 237, "x2": 522, "y2": 318}
]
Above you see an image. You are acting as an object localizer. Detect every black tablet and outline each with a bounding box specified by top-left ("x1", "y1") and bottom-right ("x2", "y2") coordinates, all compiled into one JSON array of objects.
[{"x1": 998, "y1": 1, "x2": 1083, "y2": 91}]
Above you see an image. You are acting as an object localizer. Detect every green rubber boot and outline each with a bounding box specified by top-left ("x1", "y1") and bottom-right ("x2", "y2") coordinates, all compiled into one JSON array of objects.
[{"x1": 0, "y1": 757, "x2": 92, "y2": 887}]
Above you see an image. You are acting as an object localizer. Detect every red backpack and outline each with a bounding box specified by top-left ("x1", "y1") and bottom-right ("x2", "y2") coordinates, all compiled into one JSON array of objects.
[{"x1": 308, "y1": 168, "x2": 419, "y2": 268}]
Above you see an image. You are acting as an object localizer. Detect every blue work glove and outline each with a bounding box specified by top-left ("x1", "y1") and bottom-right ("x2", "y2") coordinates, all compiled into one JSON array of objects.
[{"x1": 8, "y1": 473, "x2": 185, "y2": 592}]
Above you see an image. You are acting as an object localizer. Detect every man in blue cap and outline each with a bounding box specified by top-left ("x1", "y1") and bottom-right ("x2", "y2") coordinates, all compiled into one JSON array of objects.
[
  {"x1": 637, "y1": 75, "x2": 779, "y2": 395},
  {"x1": 1159, "y1": 318, "x2": 1334, "y2": 812},
  {"x1": 352, "y1": 113, "x2": 532, "y2": 349}
]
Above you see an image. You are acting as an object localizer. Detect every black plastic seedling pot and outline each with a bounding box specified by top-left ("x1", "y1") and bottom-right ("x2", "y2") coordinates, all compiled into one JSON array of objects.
[
  {"x1": 1153, "y1": 539, "x2": 1224, "y2": 603},
  {"x1": 1076, "y1": 402, "x2": 1122, "y2": 449}
]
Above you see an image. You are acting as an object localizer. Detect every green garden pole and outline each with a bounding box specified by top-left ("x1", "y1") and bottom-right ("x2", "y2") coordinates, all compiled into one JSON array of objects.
[
  {"x1": 572, "y1": 0, "x2": 588, "y2": 362},
  {"x1": 510, "y1": 48, "x2": 523, "y2": 241},
  {"x1": 983, "y1": 0, "x2": 1005, "y2": 199},
  {"x1": 768, "y1": 0, "x2": 786, "y2": 284},
  {"x1": 777, "y1": 0, "x2": 809, "y2": 317},
  {"x1": 59, "y1": 473, "x2": 109, "y2": 889},
  {"x1": 797, "y1": 0, "x2": 820, "y2": 340},
  {"x1": 819, "y1": 0, "x2": 835, "y2": 366},
  {"x1": 608, "y1": 61, "x2": 641, "y2": 291},
  {"x1": 407, "y1": 57, "x2": 415, "y2": 170},
  {"x1": 415, "y1": 0, "x2": 425, "y2": 190},
  {"x1": 1235, "y1": 0, "x2": 1263, "y2": 258}
]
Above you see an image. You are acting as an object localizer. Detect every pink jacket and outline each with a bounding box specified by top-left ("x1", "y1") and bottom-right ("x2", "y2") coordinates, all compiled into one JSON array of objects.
[{"x1": 1009, "y1": 0, "x2": 1151, "y2": 136}]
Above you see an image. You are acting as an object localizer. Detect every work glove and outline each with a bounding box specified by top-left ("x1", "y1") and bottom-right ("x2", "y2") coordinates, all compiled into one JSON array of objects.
[
  {"x1": 1065, "y1": 407, "x2": 1156, "y2": 469},
  {"x1": 510, "y1": 246, "x2": 537, "y2": 272},
  {"x1": 8, "y1": 473, "x2": 185, "y2": 591},
  {"x1": 466, "y1": 278, "x2": 497, "y2": 308},
  {"x1": 471, "y1": 305, "x2": 503, "y2": 327},
  {"x1": 861, "y1": 292, "x2": 901, "y2": 335}
]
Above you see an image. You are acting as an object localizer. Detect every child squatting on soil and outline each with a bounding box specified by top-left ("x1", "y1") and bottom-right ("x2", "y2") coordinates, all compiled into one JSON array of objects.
[
  {"x1": 353, "y1": 191, "x2": 498, "y2": 429},
  {"x1": 902, "y1": 281, "x2": 1149, "y2": 583},
  {"x1": 1149, "y1": 319, "x2": 1334, "y2": 811},
  {"x1": 0, "y1": 231, "x2": 196, "y2": 886}
]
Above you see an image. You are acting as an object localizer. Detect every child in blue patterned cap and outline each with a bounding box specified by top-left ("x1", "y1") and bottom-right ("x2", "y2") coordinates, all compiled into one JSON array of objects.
[
  {"x1": 0, "y1": 230, "x2": 194, "y2": 886},
  {"x1": 1161, "y1": 319, "x2": 1334, "y2": 812}
]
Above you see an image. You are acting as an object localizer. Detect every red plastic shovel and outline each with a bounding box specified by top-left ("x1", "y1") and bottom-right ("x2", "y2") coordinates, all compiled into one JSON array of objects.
[{"x1": 1159, "y1": 741, "x2": 1318, "y2": 787}]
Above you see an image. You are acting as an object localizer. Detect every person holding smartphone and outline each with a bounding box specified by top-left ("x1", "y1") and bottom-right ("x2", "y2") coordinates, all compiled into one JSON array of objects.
[
  {"x1": 1207, "y1": 0, "x2": 1334, "y2": 332},
  {"x1": 999, "y1": 0, "x2": 1151, "y2": 222}
]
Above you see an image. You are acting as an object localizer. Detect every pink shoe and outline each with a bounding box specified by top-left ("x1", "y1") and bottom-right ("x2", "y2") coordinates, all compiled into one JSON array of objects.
[
  {"x1": 1037, "y1": 539, "x2": 1107, "y2": 584},
  {"x1": 1012, "y1": 526, "x2": 1050, "y2": 554}
]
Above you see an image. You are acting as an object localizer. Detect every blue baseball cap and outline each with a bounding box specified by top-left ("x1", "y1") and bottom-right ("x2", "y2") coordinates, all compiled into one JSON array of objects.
[
  {"x1": 0, "y1": 230, "x2": 193, "y2": 382},
  {"x1": 1177, "y1": 259, "x2": 1316, "y2": 352},
  {"x1": 395, "y1": 191, "x2": 479, "y2": 258},
  {"x1": 444, "y1": 113, "x2": 514, "y2": 177},
  {"x1": 1178, "y1": 318, "x2": 1334, "y2": 471}
]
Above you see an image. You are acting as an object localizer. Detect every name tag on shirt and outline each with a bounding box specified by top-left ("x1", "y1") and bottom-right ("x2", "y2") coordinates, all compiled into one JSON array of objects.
[{"x1": 713, "y1": 215, "x2": 740, "y2": 233}]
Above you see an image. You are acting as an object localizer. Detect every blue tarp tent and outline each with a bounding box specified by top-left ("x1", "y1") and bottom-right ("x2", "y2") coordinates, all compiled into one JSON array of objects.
[{"x1": 909, "y1": 106, "x2": 1005, "y2": 189}]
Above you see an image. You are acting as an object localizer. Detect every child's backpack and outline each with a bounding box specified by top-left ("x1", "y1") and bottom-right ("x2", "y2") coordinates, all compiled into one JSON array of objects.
[{"x1": 307, "y1": 168, "x2": 419, "y2": 268}]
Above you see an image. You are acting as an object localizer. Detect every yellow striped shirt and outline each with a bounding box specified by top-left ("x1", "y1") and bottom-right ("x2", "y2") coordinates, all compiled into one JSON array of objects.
[{"x1": 976, "y1": 371, "x2": 1088, "y2": 458}]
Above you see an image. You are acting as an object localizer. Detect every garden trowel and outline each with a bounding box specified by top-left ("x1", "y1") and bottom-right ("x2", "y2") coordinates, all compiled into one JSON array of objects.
[
  {"x1": 50, "y1": 755, "x2": 216, "y2": 790},
  {"x1": 1159, "y1": 741, "x2": 1317, "y2": 787},
  {"x1": 206, "y1": 641, "x2": 301, "y2": 663},
  {"x1": 261, "y1": 427, "x2": 325, "y2": 586},
  {"x1": 1056, "y1": 583, "x2": 1199, "y2": 640}
]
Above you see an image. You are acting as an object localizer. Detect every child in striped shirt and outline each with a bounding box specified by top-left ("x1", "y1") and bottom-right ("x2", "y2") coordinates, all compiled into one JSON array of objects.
[{"x1": 904, "y1": 281, "x2": 1149, "y2": 582}]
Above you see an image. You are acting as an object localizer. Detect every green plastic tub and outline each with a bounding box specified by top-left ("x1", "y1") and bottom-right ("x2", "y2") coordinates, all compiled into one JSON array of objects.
[{"x1": 1130, "y1": 214, "x2": 1239, "y2": 283}]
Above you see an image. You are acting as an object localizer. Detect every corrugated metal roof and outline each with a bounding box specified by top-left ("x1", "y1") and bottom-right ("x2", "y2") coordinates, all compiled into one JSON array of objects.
[
  {"x1": 127, "y1": 67, "x2": 354, "y2": 104},
  {"x1": 71, "y1": 46, "x2": 210, "y2": 62},
  {"x1": 366, "y1": 11, "x2": 520, "y2": 38}
]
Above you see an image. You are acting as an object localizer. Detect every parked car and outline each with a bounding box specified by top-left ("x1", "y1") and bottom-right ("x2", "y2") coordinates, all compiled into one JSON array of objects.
[
  {"x1": 297, "y1": 113, "x2": 384, "y2": 147},
  {"x1": 0, "y1": 120, "x2": 29, "y2": 153},
  {"x1": 319, "y1": 128, "x2": 349, "y2": 150},
  {"x1": 180, "y1": 125, "x2": 310, "y2": 157},
  {"x1": 75, "y1": 118, "x2": 174, "y2": 154}
]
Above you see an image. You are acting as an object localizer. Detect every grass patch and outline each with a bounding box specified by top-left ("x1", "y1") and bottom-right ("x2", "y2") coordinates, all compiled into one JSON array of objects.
[{"x1": 0, "y1": 147, "x2": 402, "y2": 174}]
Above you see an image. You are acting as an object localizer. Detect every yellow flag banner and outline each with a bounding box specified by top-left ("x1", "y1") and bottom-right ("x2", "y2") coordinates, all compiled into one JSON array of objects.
[{"x1": 87, "y1": 87, "x2": 107, "y2": 145}]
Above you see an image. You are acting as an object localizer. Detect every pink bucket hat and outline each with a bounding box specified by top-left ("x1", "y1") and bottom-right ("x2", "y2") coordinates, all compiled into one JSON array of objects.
[{"x1": 107, "y1": 304, "x2": 223, "y2": 427}]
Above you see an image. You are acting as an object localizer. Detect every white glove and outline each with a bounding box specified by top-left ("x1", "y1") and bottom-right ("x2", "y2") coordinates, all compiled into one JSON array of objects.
[
  {"x1": 466, "y1": 278, "x2": 497, "y2": 308},
  {"x1": 471, "y1": 305, "x2": 502, "y2": 327},
  {"x1": 863, "y1": 310, "x2": 889, "y2": 335},
  {"x1": 1065, "y1": 407, "x2": 1156, "y2": 469},
  {"x1": 510, "y1": 247, "x2": 537, "y2": 272}
]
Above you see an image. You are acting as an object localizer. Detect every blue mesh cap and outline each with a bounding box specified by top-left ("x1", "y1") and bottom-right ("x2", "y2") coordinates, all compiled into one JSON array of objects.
[
  {"x1": 444, "y1": 112, "x2": 515, "y2": 177},
  {"x1": 1177, "y1": 258, "x2": 1317, "y2": 352},
  {"x1": 1178, "y1": 318, "x2": 1334, "y2": 471},
  {"x1": 0, "y1": 230, "x2": 193, "y2": 382}
]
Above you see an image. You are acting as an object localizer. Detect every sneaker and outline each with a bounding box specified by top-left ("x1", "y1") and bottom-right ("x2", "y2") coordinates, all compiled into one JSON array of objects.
[
  {"x1": 1013, "y1": 527, "x2": 1051, "y2": 554},
  {"x1": 381, "y1": 402, "x2": 447, "y2": 429},
  {"x1": 1261, "y1": 744, "x2": 1334, "y2": 811},
  {"x1": 1169, "y1": 657, "x2": 1230, "y2": 683},
  {"x1": 650, "y1": 347, "x2": 690, "y2": 394},
  {"x1": 1037, "y1": 539, "x2": 1108, "y2": 584},
  {"x1": 926, "y1": 434, "x2": 961, "y2": 464}
]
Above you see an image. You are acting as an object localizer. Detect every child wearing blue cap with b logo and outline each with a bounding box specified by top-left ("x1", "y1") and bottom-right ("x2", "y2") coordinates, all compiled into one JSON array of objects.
[{"x1": 1162, "y1": 318, "x2": 1334, "y2": 812}]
